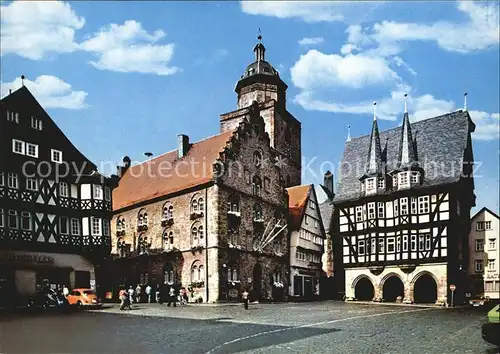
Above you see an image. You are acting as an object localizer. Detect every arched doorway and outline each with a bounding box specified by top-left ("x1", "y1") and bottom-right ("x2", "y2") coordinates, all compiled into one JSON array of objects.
[
  {"x1": 252, "y1": 263, "x2": 262, "y2": 300},
  {"x1": 354, "y1": 277, "x2": 374, "y2": 301},
  {"x1": 383, "y1": 276, "x2": 404, "y2": 302},
  {"x1": 413, "y1": 273, "x2": 437, "y2": 303}
]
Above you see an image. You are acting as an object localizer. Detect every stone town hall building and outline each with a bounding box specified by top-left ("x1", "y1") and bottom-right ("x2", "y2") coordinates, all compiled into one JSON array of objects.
[
  {"x1": 103, "y1": 36, "x2": 301, "y2": 302},
  {"x1": 333, "y1": 101, "x2": 476, "y2": 306}
]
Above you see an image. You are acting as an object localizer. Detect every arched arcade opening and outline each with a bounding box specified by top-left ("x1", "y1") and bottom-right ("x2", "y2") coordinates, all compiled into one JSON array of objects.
[
  {"x1": 382, "y1": 275, "x2": 404, "y2": 302},
  {"x1": 354, "y1": 277, "x2": 374, "y2": 301},
  {"x1": 413, "y1": 273, "x2": 438, "y2": 304}
]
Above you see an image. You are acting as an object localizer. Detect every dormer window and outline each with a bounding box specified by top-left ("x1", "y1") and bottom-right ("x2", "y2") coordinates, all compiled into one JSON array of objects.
[
  {"x1": 365, "y1": 177, "x2": 377, "y2": 195},
  {"x1": 378, "y1": 178, "x2": 385, "y2": 189},
  {"x1": 31, "y1": 116, "x2": 43, "y2": 130},
  {"x1": 398, "y1": 172, "x2": 410, "y2": 189},
  {"x1": 411, "y1": 172, "x2": 420, "y2": 184}
]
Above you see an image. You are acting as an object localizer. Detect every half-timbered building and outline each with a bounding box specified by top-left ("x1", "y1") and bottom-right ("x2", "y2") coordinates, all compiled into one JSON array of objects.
[
  {"x1": 287, "y1": 184, "x2": 326, "y2": 300},
  {"x1": 105, "y1": 36, "x2": 301, "y2": 303},
  {"x1": 333, "y1": 102, "x2": 476, "y2": 305},
  {"x1": 0, "y1": 85, "x2": 117, "y2": 307}
]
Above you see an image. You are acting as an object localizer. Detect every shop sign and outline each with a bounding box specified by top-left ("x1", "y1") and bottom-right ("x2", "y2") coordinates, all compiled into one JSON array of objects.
[
  {"x1": 228, "y1": 289, "x2": 239, "y2": 298},
  {"x1": 0, "y1": 252, "x2": 55, "y2": 265}
]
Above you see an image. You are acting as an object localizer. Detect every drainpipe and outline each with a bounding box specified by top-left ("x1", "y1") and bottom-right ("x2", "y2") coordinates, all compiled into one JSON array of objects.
[{"x1": 205, "y1": 187, "x2": 209, "y2": 302}]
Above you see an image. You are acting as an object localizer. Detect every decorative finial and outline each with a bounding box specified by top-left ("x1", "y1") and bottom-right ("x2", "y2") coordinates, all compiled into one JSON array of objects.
[
  {"x1": 464, "y1": 92, "x2": 468, "y2": 111},
  {"x1": 21, "y1": 75, "x2": 25, "y2": 87},
  {"x1": 347, "y1": 125, "x2": 351, "y2": 142},
  {"x1": 257, "y1": 28, "x2": 262, "y2": 42},
  {"x1": 373, "y1": 101, "x2": 377, "y2": 121},
  {"x1": 404, "y1": 93, "x2": 408, "y2": 113}
]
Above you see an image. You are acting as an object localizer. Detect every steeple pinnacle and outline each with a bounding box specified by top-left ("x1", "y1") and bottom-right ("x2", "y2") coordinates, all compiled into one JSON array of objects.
[
  {"x1": 404, "y1": 93, "x2": 408, "y2": 113},
  {"x1": 398, "y1": 96, "x2": 418, "y2": 168},
  {"x1": 254, "y1": 30, "x2": 265, "y2": 62},
  {"x1": 373, "y1": 101, "x2": 377, "y2": 121},
  {"x1": 366, "y1": 103, "x2": 382, "y2": 175},
  {"x1": 464, "y1": 92, "x2": 468, "y2": 111},
  {"x1": 346, "y1": 125, "x2": 351, "y2": 142}
]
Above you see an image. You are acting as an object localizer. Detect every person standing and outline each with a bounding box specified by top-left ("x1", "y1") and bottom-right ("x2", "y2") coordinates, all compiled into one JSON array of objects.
[
  {"x1": 119, "y1": 288, "x2": 128, "y2": 310},
  {"x1": 242, "y1": 289, "x2": 249, "y2": 310},
  {"x1": 145, "y1": 284, "x2": 152, "y2": 303},
  {"x1": 155, "y1": 285, "x2": 161, "y2": 304},
  {"x1": 62, "y1": 285, "x2": 69, "y2": 297},
  {"x1": 128, "y1": 286, "x2": 135, "y2": 304},
  {"x1": 167, "y1": 286, "x2": 176, "y2": 307},
  {"x1": 135, "y1": 284, "x2": 142, "y2": 303}
]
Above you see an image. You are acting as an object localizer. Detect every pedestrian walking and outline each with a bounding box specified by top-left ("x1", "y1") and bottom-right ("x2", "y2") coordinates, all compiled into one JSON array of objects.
[
  {"x1": 135, "y1": 284, "x2": 142, "y2": 303},
  {"x1": 62, "y1": 285, "x2": 69, "y2": 297},
  {"x1": 242, "y1": 289, "x2": 249, "y2": 310},
  {"x1": 119, "y1": 288, "x2": 130, "y2": 310},
  {"x1": 128, "y1": 286, "x2": 135, "y2": 303},
  {"x1": 155, "y1": 285, "x2": 161, "y2": 303},
  {"x1": 167, "y1": 286, "x2": 176, "y2": 307},
  {"x1": 146, "y1": 284, "x2": 152, "y2": 303},
  {"x1": 182, "y1": 288, "x2": 189, "y2": 305}
]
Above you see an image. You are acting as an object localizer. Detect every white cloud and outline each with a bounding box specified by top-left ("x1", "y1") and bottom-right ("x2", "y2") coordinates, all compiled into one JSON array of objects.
[
  {"x1": 1, "y1": 75, "x2": 88, "y2": 110},
  {"x1": 391, "y1": 56, "x2": 417, "y2": 76},
  {"x1": 298, "y1": 37, "x2": 324, "y2": 46},
  {"x1": 80, "y1": 20, "x2": 180, "y2": 75},
  {"x1": 240, "y1": 1, "x2": 382, "y2": 23},
  {"x1": 290, "y1": 49, "x2": 399, "y2": 90},
  {"x1": 469, "y1": 110, "x2": 500, "y2": 141},
  {"x1": 0, "y1": 0, "x2": 84, "y2": 59},
  {"x1": 346, "y1": 1, "x2": 500, "y2": 55}
]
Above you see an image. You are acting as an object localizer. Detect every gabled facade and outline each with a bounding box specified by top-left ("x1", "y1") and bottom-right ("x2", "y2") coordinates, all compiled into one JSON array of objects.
[
  {"x1": 287, "y1": 184, "x2": 326, "y2": 300},
  {"x1": 467, "y1": 207, "x2": 499, "y2": 299},
  {"x1": 0, "y1": 86, "x2": 117, "y2": 307},
  {"x1": 106, "y1": 37, "x2": 300, "y2": 303},
  {"x1": 333, "y1": 108, "x2": 476, "y2": 305}
]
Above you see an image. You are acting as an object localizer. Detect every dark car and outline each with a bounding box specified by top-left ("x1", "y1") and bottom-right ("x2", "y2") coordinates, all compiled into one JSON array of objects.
[{"x1": 481, "y1": 304, "x2": 500, "y2": 346}]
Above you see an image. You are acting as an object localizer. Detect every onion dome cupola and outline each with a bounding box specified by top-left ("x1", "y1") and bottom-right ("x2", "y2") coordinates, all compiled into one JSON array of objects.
[{"x1": 235, "y1": 33, "x2": 288, "y2": 109}]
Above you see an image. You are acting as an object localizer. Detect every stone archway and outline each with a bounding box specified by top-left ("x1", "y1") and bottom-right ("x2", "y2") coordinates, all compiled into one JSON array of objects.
[
  {"x1": 382, "y1": 275, "x2": 404, "y2": 302},
  {"x1": 354, "y1": 277, "x2": 374, "y2": 301},
  {"x1": 413, "y1": 273, "x2": 438, "y2": 304}
]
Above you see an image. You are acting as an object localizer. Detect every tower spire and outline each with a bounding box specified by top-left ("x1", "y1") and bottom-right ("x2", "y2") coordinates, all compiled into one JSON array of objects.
[
  {"x1": 464, "y1": 92, "x2": 468, "y2": 111},
  {"x1": 373, "y1": 101, "x2": 377, "y2": 121},
  {"x1": 346, "y1": 125, "x2": 351, "y2": 142},
  {"x1": 404, "y1": 93, "x2": 408, "y2": 114},
  {"x1": 254, "y1": 30, "x2": 265, "y2": 61},
  {"x1": 366, "y1": 103, "x2": 382, "y2": 175}
]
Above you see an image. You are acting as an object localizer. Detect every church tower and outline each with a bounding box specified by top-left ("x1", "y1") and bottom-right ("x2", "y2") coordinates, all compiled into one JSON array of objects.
[{"x1": 220, "y1": 34, "x2": 302, "y2": 187}]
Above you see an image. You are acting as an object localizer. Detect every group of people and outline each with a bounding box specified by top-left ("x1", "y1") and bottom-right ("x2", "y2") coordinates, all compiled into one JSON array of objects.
[{"x1": 118, "y1": 283, "x2": 190, "y2": 310}]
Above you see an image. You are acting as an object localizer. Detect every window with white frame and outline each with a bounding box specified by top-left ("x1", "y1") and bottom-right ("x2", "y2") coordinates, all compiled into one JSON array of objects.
[
  {"x1": 398, "y1": 172, "x2": 410, "y2": 188},
  {"x1": 387, "y1": 237, "x2": 395, "y2": 253},
  {"x1": 410, "y1": 235, "x2": 417, "y2": 251},
  {"x1": 418, "y1": 196, "x2": 430, "y2": 214},
  {"x1": 377, "y1": 202, "x2": 385, "y2": 218},
  {"x1": 0, "y1": 173, "x2": 4, "y2": 186},
  {"x1": 305, "y1": 215, "x2": 309, "y2": 225},
  {"x1": 411, "y1": 172, "x2": 420, "y2": 184},
  {"x1": 26, "y1": 143, "x2": 38, "y2": 158},
  {"x1": 0, "y1": 209, "x2": 4, "y2": 228},
  {"x1": 164, "y1": 231, "x2": 174, "y2": 250},
  {"x1": 371, "y1": 238, "x2": 376, "y2": 254},
  {"x1": 163, "y1": 204, "x2": 174, "y2": 220},
  {"x1": 31, "y1": 116, "x2": 43, "y2": 130},
  {"x1": 21, "y1": 212, "x2": 31, "y2": 230},
  {"x1": 356, "y1": 206, "x2": 363, "y2": 222},
  {"x1": 475, "y1": 239, "x2": 484, "y2": 252},
  {"x1": 489, "y1": 239, "x2": 496, "y2": 250},
  {"x1": 394, "y1": 202, "x2": 399, "y2": 217},
  {"x1": 26, "y1": 178, "x2": 38, "y2": 191},
  {"x1": 411, "y1": 197, "x2": 417, "y2": 214},
  {"x1": 474, "y1": 260, "x2": 484, "y2": 272},
  {"x1": 378, "y1": 238, "x2": 385, "y2": 253},
  {"x1": 403, "y1": 235, "x2": 408, "y2": 251},
  {"x1": 488, "y1": 259, "x2": 496, "y2": 271},
  {"x1": 367, "y1": 203, "x2": 375, "y2": 219},
  {"x1": 71, "y1": 218, "x2": 80, "y2": 235},
  {"x1": 309, "y1": 200, "x2": 315, "y2": 209},
  {"x1": 51, "y1": 149, "x2": 63, "y2": 163},
  {"x1": 8, "y1": 210, "x2": 18, "y2": 229},
  {"x1": 104, "y1": 186, "x2": 111, "y2": 201},
  {"x1": 91, "y1": 217, "x2": 101, "y2": 235},
  {"x1": 424, "y1": 233, "x2": 432, "y2": 250},
  {"x1": 228, "y1": 266, "x2": 238, "y2": 282},
  {"x1": 378, "y1": 178, "x2": 385, "y2": 189},
  {"x1": 419, "y1": 234, "x2": 425, "y2": 250},
  {"x1": 103, "y1": 220, "x2": 110, "y2": 236},
  {"x1": 484, "y1": 221, "x2": 492, "y2": 230},
  {"x1": 7, "y1": 111, "x2": 19, "y2": 123},
  {"x1": 93, "y1": 185, "x2": 103, "y2": 200},
  {"x1": 138, "y1": 210, "x2": 148, "y2": 226},
  {"x1": 12, "y1": 139, "x2": 25, "y2": 155},
  {"x1": 400, "y1": 198, "x2": 408, "y2": 215},
  {"x1": 60, "y1": 217, "x2": 69, "y2": 234},
  {"x1": 476, "y1": 221, "x2": 485, "y2": 231},
  {"x1": 358, "y1": 240, "x2": 365, "y2": 255},
  {"x1": 366, "y1": 178, "x2": 375, "y2": 192},
  {"x1": 397, "y1": 236, "x2": 401, "y2": 252},
  {"x1": 59, "y1": 182, "x2": 68, "y2": 197},
  {"x1": 8, "y1": 173, "x2": 18, "y2": 189}
]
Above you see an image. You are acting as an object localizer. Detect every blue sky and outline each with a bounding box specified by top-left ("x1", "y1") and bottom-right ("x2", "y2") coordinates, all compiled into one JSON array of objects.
[{"x1": 1, "y1": 1, "x2": 499, "y2": 213}]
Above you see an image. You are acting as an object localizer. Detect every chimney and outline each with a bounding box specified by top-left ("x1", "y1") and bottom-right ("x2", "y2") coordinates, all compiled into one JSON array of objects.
[
  {"x1": 323, "y1": 170, "x2": 335, "y2": 200},
  {"x1": 117, "y1": 156, "x2": 131, "y2": 178},
  {"x1": 177, "y1": 134, "x2": 190, "y2": 158}
]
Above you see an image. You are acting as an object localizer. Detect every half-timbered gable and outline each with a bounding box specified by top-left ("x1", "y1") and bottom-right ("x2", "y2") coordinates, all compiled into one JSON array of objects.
[
  {"x1": 334, "y1": 109, "x2": 475, "y2": 305},
  {"x1": 0, "y1": 86, "x2": 117, "y2": 305}
]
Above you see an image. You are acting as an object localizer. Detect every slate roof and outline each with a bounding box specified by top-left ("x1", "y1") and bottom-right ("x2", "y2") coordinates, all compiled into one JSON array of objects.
[
  {"x1": 319, "y1": 201, "x2": 334, "y2": 234},
  {"x1": 286, "y1": 185, "x2": 312, "y2": 230},
  {"x1": 113, "y1": 131, "x2": 234, "y2": 211},
  {"x1": 334, "y1": 110, "x2": 474, "y2": 203}
]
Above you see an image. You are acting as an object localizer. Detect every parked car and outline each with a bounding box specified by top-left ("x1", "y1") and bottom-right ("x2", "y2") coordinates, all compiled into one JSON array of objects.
[
  {"x1": 66, "y1": 288, "x2": 102, "y2": 308},
  {"x1": 469, "y1": 296, "x2": 490, "y2": 307},
  {"x1": 28, "y1": 288, "x2": 69, "y2": 311},
  {"x1": 481, "y1": 304, "x2": 500, "y2": 346}
]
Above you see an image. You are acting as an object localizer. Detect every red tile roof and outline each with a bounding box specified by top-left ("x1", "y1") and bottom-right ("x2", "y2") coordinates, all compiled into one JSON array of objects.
[
  {"x1": 286, "y1": 184, "x2": 311, "y2": 230},
  {"x1": 113, "y1": 131, "x2": 234, "y2": 211}
]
